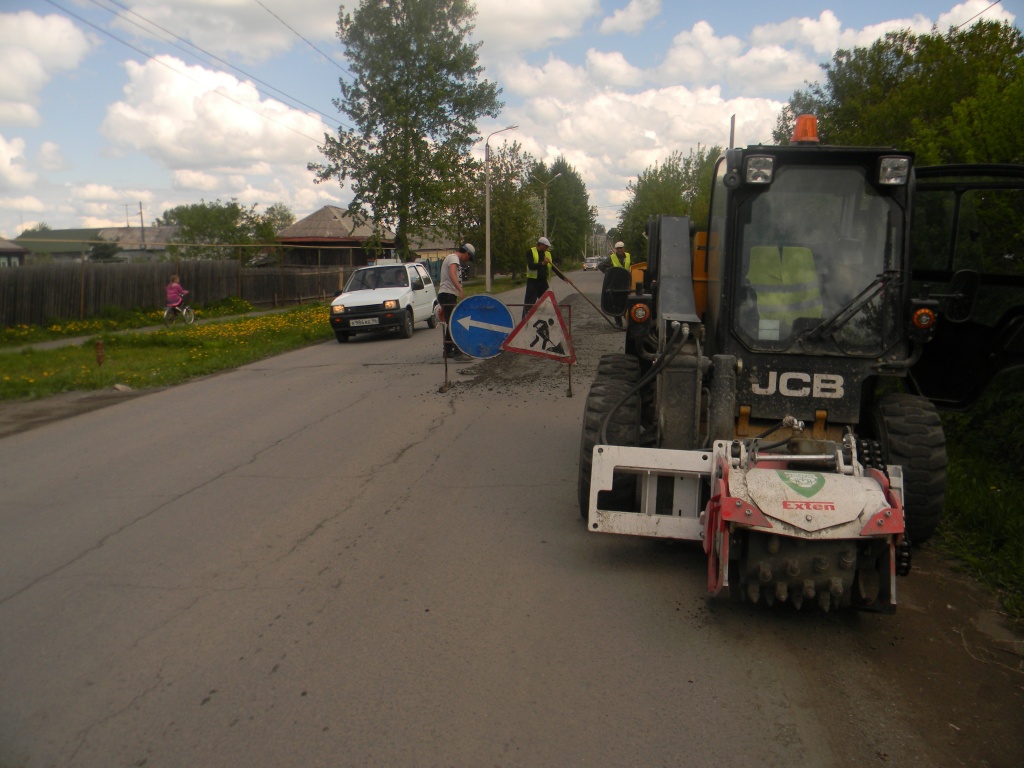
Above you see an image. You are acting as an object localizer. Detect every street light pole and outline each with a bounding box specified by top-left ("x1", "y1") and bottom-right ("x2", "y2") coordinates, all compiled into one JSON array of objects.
[
  {"x1": 530, "y1": 172, "x2": 562, "y2": 239},
  {"x1": 485, "y1": 124, "x2": 517, "y2": 293}
]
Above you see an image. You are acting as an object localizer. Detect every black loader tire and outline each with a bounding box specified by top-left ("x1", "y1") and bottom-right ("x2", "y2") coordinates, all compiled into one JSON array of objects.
[
  {"x1": 867, "y1": 393, "x2": 947, "y2": 544},
  {"x1": 577, "y1": 359, "x2": 641, "y2": 519},
  {"x1": 596, "y1": 353, "x2": 641, "y2": 384}
]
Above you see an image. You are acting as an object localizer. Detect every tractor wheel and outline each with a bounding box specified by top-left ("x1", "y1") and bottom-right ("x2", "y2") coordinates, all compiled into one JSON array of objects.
[
  {"x1": 867, "y1": 393, "x2": 947, "y2": 544},
  {"x1": 596, "y1": 353, "x2": 641, "y2": 384},
  {"x1": 577, "y1": 367, "x2": 640, "y2": 519}
]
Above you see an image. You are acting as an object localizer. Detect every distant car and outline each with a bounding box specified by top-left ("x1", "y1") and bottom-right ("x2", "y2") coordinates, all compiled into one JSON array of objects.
[
  {"x1": 329, "y1": 262, "x2": 439, "y2": 343},
  {"x1": 583, "y1": 256, "x2": 602, "y2": 271}
]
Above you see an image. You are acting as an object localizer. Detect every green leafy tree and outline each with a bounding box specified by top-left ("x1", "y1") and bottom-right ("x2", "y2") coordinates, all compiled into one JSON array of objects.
[
  {"x1": 311, "y1": 0, "x2": 503, "y2": 260},
  {"x1": 157, "y1": 199, "x2": 294, "y2": 260},
  {"x1": 617, "y1": 145, "x2": 721, "y2": 257},
  {"x1": 773, "y1": 20, "x2": 1024, "y2": 163},
  {"x1": 455, "y1": 140, "x2": 537, "y2": 278},
  {"x1": 529, "y1": 157, "x2": 595, "y2": 263},
  {"x1": 89, "y1": 240, "x2": 122, "y2": 261}
]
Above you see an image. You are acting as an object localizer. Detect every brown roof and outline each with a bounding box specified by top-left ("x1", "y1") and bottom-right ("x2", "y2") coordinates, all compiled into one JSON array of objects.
[
  {"x1": 0, "y1": 237, "x2": 28, "y2": 253},
  {"x1": 99, "y1": 226, "x2": 178, "y2": 248},
  {"x1": 277, "y1": 206, "x2": 396, "y2": 243}
]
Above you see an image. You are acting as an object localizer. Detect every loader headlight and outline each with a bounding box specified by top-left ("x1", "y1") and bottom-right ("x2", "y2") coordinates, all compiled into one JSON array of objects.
[
  {"x1": 879, "y1": 156, "x2": 910, "y2": 185},
  {"x1": 745, "y1": 156, "x2": 774, "y2": 184},
  {"x1": 912, "y1": 307, "x2": 936, "y2": 329},
  {"x1": 629, "y1": 303, "x2": 651, "y2": 323}
]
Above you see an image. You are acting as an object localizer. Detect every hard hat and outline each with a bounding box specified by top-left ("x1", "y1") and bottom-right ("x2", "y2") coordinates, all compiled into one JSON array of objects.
[
  {"x1": 537, "y1": 237, "x2": 552, "y2": 247},
  {"x1": 614, "y1": 241, "x2": 625, "y2": 249}
]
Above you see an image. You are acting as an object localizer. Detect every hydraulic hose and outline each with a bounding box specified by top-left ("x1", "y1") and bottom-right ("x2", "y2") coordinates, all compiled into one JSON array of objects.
[{"x1": 598, "y1": 321, "x2": 688, "y2": 445}]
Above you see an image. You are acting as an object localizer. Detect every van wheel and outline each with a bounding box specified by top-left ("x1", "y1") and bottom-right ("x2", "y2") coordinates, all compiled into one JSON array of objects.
[
  {"x1": 400, "y1": 308, "x2": 415, "y2": 338},
  {"x1": 427, "y1": 303, "x2": 439, "y2": 329},
  {"x1": 335, "y1": 331, "x2": 350, "y2": 343}
]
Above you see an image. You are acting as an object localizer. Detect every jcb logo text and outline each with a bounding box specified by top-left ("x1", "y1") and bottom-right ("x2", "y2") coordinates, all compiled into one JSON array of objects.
[{"x1": 751, "y1": 371, "x2": 844, "y2": 399}]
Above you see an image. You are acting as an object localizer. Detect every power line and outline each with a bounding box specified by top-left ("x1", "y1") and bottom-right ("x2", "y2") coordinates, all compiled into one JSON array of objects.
[
  {"x1": 252, "y1": 0, "x2": 354, "y2": 79},
  {"x1": 954, "y1": 1, "x2": 1002, "y2": 30},
  {"x1": 41, "y1": 0, "x2": 343, "y2": 144},
  {"x1": 92, "y1": 0, "x2": 345, "y2": 128}
]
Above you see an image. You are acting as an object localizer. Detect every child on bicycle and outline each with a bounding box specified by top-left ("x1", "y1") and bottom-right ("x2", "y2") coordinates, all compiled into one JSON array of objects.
[{"x1": 166, "y1": 275, "x2": 188, "y2": 313}]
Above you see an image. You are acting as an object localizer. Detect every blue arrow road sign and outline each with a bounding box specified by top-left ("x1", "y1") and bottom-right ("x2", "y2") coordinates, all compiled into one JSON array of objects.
[{"x1": 449, "y1": 295, "x2": 515, "y2": 359}]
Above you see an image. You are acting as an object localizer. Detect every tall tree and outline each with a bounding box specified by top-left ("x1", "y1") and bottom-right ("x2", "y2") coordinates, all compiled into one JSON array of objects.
[
  {"x1": 616, "y1": 145, "x2": 721, "y2": 258},
  {"x1": 528, "y1": 157, "x2": 595, "y2": 262},
  {"x1": 773, "y1": 20, "x2": 1024, "y2": 163},
  {"x1": 482, "y1": 141, "x2": 537, "y2": 278},
  {"x1": 157, "y1": 199, "x2": 294, "y2": 260},
  {"x1": 311, "y1": 0, "x2": 503, "y2": 260}
]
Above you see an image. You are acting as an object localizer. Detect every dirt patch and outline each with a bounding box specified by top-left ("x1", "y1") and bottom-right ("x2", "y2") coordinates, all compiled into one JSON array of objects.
[{"x1": 0, "y1": 386, "x2": 155, "y2": 439}]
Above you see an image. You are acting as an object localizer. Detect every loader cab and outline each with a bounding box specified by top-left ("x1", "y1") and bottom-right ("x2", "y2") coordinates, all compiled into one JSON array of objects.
[
  {"x1": 699, "y1": 142, "x2": 918, "y2": 425},
  {"x1": 908, "y1": 164, "x2": 1024, "y2": 409}
]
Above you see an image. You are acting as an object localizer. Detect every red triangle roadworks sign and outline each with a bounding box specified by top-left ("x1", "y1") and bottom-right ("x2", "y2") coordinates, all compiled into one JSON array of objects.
[{"x1": 501, "y1": 290, "x2": 576, "y2": 364}]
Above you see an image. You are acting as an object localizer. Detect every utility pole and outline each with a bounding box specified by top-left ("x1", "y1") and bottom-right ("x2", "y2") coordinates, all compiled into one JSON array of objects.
[
  {"x1": 530, "y1": 172, "x2": 562, "y2": 239},
  {"x1": 485, "y1": 125, "x2": 517, "y2": 293},
  {"x1": 139, "y1": 202, "x2": 146, "y2": 251}
]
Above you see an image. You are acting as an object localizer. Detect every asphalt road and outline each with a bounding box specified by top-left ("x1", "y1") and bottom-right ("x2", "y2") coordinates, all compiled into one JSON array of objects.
[{"x1": 1, "y1": 273, "x2": 1021, "y2": 767}]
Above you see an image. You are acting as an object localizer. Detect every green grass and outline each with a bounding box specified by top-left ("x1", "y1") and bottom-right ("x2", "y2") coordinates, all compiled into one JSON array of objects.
[
  {"x1": 934, "y1": 372, "x2": 1024, "y2": 625},
  {"x1": 0, "y1": 304, "x2": 332, "y2": 399},
  {"x1": 0, "y1": 296, "x2": 258, "y2": 348}
]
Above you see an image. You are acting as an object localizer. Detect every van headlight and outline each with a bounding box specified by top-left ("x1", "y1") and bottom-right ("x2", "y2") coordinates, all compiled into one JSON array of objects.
[
  {"x1": 331, "y1": 305, "x2": 345, "y2": 315},
  {"x1": 383, "y1": 300, "x2": 399, "y2": 310}
]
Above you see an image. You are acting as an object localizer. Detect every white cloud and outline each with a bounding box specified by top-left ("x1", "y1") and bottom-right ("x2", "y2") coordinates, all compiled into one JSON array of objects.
[
  {"x1": 0, "y1": 195, "x2": 45, "y2": 213},
  {"x1": 173, "y1": 169, "x2": 220, "y2": 191},
  {"x1": 76, "y1": 184, "x2": 125, "y2": 202},
  {"x1": 498, "y1": 57, "x2": 590, "y2": 100},
  {"x1": 36, "y1": 141, "x2": 64, "y2": 171},
  {"x1": 473, "y1": 0, "x2": 602, "y2": 53},
  {"x1": 657, "y1": 20, "x2": 822, "y2": 98},
  {"x1": 0, "y1": 135, "x2": 36, "y2": 189},
  {"x1": 586, "y1": 50, "x2": 644, "y2": 87},
  {"x1": 108, "y1": 1, "x2": 340, "y2": 64},
  {"x1": 938, "y1": 0, "x2": 1016, "y2": 31},
  {"x1": 0, "y1": 12, "x2": 94, "y2": 126},
  {"x1": 101, "y1": 56, "x2": 327, "y2": 171},
  {"x1": 599, "y1": 0, "x2": 662, "y2": 36}
]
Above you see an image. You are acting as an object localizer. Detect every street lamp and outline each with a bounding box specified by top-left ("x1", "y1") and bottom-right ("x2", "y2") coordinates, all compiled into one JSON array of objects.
[
  {"x1": 485, "y1": 124, "x2": 517, "y2": 293},
  {"x1": 530, "y1": 172, "x2": 562, "y2": 239}
]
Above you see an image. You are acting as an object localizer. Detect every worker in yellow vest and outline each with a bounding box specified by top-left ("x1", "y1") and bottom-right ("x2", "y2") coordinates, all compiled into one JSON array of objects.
[
  {"x1": 600, "y1": 241, "x2": 632, "y2": 326},
  {"x1": 523, "y1": 236, "x2": 555, "y2": 318}
]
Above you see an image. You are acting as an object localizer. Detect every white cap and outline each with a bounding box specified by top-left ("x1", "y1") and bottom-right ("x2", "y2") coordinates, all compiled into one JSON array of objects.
[
  {"x1": 614, "y1": 241, "x2": 625, "y2": 249},
  {"x1": 537, "y1": 237, "x2": 552, "y2": 247},
  {"x1": 461, "y1": 243, "x2": 475, "y2": 258}
]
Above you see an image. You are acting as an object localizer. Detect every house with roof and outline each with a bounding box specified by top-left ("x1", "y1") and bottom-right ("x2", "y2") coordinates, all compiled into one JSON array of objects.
[
  {"x1": 0, "y1": 238, "x2": 28, "y2": 268},
  {"x1": 13, "y1": 226, "x2": 177, "y2": 262},
  {"x1": 276, "y1": 206, "x2": 398, "y2": 267}
]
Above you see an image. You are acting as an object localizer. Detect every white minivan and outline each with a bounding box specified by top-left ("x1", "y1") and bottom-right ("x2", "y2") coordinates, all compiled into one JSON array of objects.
[{"x1": 329, "y1": 262, "x2": 439, "y2": 342}]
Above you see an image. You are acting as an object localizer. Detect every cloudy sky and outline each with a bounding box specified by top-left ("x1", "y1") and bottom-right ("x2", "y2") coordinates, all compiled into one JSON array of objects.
[{"x1": 0, "y1": 0, "x2": 1017, "y2": 242}]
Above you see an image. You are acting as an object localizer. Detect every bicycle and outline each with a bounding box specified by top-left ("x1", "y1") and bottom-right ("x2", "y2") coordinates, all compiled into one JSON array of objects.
[{"x1": 163, "y1": 300, "x2": 195, "y2": 326}]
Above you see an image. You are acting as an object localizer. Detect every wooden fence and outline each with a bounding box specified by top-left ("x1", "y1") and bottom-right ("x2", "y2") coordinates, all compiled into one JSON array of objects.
[{"x1": 0, "y1": 261, "x2": 349, "y2": 327}]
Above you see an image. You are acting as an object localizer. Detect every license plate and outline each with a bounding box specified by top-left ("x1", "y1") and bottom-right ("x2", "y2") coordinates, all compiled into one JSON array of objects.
[{"x1": 349, "y1": 318, "x2": 379, "y2": 327}]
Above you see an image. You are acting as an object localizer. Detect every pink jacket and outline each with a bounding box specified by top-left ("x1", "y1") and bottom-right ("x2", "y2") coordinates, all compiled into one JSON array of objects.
[{"x1": 166, "y1": 283, "x2": 188, "y2": 307}]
